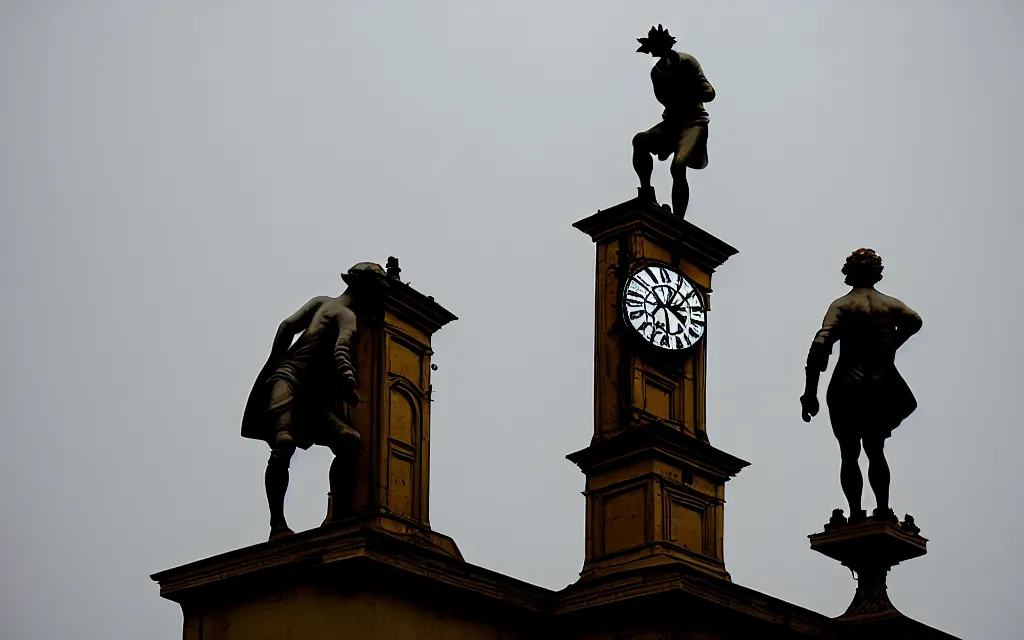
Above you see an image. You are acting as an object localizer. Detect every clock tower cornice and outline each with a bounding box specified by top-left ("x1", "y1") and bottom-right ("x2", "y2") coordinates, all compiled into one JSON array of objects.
[{"x1": 573, "y1": 198, "x2": 738, "y2": 275}]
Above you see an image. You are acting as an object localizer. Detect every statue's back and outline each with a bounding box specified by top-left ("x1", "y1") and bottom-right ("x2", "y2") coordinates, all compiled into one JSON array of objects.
[
  {"x1": 827, "y1": 289, "x2": 920, "y2": 428},
  {"x1": 834, "y1": 289, "x2": 910, "y2": 370}
]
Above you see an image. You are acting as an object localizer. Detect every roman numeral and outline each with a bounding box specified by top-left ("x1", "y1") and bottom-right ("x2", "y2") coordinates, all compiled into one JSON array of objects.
[
  {"x1": 688, "y1": 326, "x2": 702, "y2": 340},
  {"x1": 643, "y1": 267, "x2": 659, "y2": 286},
  {"x1": 632, "y1": 277, "x2": 653, "y2": 292},
  {"x1": 675, "y1": 336, "x2": 686, "y2": 349},
  {"x1": 659, "y1": 267, "x2": 671, "y2": 283},
  {"x1": 660, "y1": 334, "x2": 670, "y2": 347},
  {"x1": 629, "y1": 310, "x2": 645, "y2": 320}
]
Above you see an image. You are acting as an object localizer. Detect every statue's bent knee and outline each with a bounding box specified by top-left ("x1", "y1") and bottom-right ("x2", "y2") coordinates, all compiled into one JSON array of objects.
[{"x1": 268, "y1": 443, "x2": 295, "y2": 468}]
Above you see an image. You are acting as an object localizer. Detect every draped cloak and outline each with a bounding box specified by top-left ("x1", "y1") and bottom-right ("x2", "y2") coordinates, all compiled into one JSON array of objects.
[{"x1": 241, "y1": 322, "x2": 354, "y2": 451}]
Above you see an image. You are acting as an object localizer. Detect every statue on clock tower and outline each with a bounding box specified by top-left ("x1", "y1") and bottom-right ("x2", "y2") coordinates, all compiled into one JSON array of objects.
[
  {"x1": 632, "y1": 24, "x2": 715, "y2": 219},
  {"x1": 800, "y1": 249, "x2": 923, "y2": 524}
]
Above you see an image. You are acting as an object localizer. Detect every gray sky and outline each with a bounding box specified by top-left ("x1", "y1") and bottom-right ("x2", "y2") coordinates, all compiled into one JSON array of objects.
[{"x1": 1, "y1": 2, "x2": 1020, "y2": 638}]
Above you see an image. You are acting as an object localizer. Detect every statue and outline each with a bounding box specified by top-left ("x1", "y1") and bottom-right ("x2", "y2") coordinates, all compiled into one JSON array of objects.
[
  {"x1": 800, "y1": 249, "x2": 923, "y2": 523},
  {"x1": 632, "y1": 24, "x2": 716, "y2": 219},
  {"x1": 241, "y1": 262, "x2": 389, "y2": 539}
]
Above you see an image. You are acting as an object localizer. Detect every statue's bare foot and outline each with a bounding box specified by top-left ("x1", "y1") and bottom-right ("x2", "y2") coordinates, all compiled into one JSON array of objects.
[
  {"x1": 872, "y1": 507, "x2": 898, "y2": 523},
  {"x1": 848, "y1": 509, "x2": 867, "y2": 524},
  {"x1": 269, "y1": 524, "x2": 295, "y2": 540}
]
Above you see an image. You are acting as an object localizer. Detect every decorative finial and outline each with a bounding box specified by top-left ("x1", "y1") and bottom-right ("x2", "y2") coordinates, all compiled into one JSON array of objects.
[
  {"x1": 386, "y1": 256, "x2": 401, "y2": 280},
  {"x1": 824, "y1": 508, "x2": 848, "y2": 530}
]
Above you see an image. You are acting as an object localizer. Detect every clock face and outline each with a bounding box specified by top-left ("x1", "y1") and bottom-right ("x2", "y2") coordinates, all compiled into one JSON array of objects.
[{"x1": 622, "y1": 265, "x2": 706, "y2": 350}]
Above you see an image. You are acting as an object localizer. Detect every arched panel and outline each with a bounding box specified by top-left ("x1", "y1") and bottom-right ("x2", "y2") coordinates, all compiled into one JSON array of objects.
[
  {"x1": 388, "y1": 384, "x2": 417, "y2": 446},
  {"x1": 386, "y1": 384, "x2": 420, "y2": 518}
]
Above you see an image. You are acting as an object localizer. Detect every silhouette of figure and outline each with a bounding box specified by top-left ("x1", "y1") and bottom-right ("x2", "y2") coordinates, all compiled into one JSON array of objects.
[
  {"x1": 801, "y1": 249, "x2": 922, "y2": 522},
  {"x1": 242, "y1": 262, "x2": 388, "y2": 539},
  {"x1": 632, "y1": 25, "x2": 715, "y2": 219}
]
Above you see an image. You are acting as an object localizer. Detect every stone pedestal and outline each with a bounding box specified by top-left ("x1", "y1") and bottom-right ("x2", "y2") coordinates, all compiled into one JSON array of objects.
[
  {"x1": 150, "y1": 514, "x2": 547, "y2": 640},
  {"x1": 810, "y1": 517, "x2": 926, "y2": 620},
  {"x1": 809, "y1": 515, "x2": 957, "y2": 638}
]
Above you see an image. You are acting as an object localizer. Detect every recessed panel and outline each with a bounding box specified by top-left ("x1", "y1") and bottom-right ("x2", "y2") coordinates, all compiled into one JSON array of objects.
[
  {"x1": 388, "y1": 451, "x2": 414, "y2": 518},
  {"x1": 603, "y1": 486, "x2": 646, "y2": 553},
  {"x1": 388, "y1": 387, "x2": 416, "y2": 446},
  {"x1": 643, "y1": 376, "x2": 673, "y2": 420},
  {"x1": 669, "y1": 498, "x2": 705, "y2": 553},
  {"x1": 387, "y1": 337, "x2": 423, "y2": 388}
]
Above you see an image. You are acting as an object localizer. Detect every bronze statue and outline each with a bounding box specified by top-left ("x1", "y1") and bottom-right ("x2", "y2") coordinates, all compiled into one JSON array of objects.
[
  {"x1": 242, "y1": 262, "x2": 388, "y2": 539},
  {"x1": 632, "y1": 25, "x2": 715, "y2": 219},
  {"x1": 801, "y1": 249, "x2": 922, "y2": 523}
]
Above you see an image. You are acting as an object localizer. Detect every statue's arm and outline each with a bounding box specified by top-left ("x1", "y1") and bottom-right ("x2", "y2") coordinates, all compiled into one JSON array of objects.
[
  {"x1": 802, "y1": 300, "x2": 843, "y2": 420},
  {"x1": 271, "y1": 297, "x2": 327, "y2": 355},
  {"x1": 696, "y1": 68, "x2": 715, "y2": 102},
  {"x1": 333, "y1": 308, "x2": 359, "y2": 395},
  {"x1": 682, "y1": 53, "x2": 715, "y2": 102},
  {"x1": 808, "y1": 300, "x2": 843, "y2": 370},
  {"x1": 893, "y1": 302, "x2": 923, "y2": 351}
]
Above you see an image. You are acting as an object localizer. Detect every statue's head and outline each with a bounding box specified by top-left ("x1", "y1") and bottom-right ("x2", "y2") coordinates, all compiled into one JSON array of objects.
[
  {"x1": 341, "y1": 262, "x2": 389, "y2": 300},
  {"x1": 842, "y1": 248, "x2": 884, "y2": 287},
  {"x1": 637, "y1": 24, "x2": 676, "y2": 57}
]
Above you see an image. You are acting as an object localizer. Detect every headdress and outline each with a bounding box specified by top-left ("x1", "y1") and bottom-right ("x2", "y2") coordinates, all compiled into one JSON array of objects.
[{"x1": 637, "y1": 24, "x2": 677, "y2": 53}]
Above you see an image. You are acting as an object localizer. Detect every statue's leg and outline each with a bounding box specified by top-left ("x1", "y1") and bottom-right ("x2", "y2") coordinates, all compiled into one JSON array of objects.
[
  {"x1": 669, "y1": 161, "x2": 690, "y2": 218},
  {"x1": 266, "y1": 380, "x2": 297, "y2": 539},
  {"x1": 323, "y1": 414, "x2": 363, "y2": 523},
  {"x1": 863, "y1": 436, "x2": 892, "y2": 517},
  {"x1": 837, "y1": 434, "x2": 864, "y2": 520},
  {"x1": 670, "y1": 126, "x2": 705, "y2": 218},
  {"x1": 632, "y1": 130, "x2": 657, "y2": 190},
  {"x1": 266, "y1": 444, "x2": 295, "y2": 538},
  {"x1": 327, "y1": 447, "x2": 361, "y2": 521}
]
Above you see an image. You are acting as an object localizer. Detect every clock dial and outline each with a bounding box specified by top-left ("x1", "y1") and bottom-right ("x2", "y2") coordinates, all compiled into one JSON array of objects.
[{"x1": 622, "y1": 265, "x2": 706, "y2": 350}]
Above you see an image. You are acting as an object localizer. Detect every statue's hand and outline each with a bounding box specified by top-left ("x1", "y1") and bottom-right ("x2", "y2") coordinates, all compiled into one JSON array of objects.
[{"x1": 800, "y1": 395, "x2": 819, "y2": 422}]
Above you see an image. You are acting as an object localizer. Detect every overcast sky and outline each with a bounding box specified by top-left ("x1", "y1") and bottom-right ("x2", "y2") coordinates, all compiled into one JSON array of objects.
[{"x1": 2, "y1": 2, "x2": 1021, "y2": 638}]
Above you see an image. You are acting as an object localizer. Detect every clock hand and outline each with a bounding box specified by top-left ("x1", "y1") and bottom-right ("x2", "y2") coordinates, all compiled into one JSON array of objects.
[
  {"x1": 667, "y1": 277, "x2": 686, "y2": 305},
  {"x1": 650, "y1": 288, "x2": 665, "y2": 307},
  {"x1": 666, "y1": 305, "x2": 689, "y2": 326}
]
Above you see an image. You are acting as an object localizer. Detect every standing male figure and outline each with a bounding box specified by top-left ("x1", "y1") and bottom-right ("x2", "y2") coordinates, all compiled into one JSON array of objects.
[
  {"x1": 242, "y1": 262, "x2": 388, "y2": 539},
  {"x1": 632, "y1": 24, "x2": 716, "y2": 219},
  {"x1": 800, "y1": 249, "x2": 923, "y2": 523}
]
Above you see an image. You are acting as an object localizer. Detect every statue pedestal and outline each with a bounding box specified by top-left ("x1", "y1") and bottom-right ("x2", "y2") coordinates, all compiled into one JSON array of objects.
[
  {"x1": 810, "y1": 518, "x2": 926, "y2": 621},
  {"x1": 150, "y1": 514, "x2": 552, "y2": 640},
  {"x1": 809, "y1": 516, "x2": 956, "y2": 639}
]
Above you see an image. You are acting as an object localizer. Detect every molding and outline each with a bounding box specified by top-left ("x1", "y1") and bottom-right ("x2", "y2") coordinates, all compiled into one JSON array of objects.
[
  {"x1": 568, "y1": 422, "x2": 749, "y2": 483},
  {"x1": 383, "y1": 281, "x2": 458, "y2": 336},
  {"x1": 573, "y1": 198, "x2": 738, "y2": 274}
]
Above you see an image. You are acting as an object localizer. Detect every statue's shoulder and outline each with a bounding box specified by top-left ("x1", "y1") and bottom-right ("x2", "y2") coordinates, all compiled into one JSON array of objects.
[
  {"x1": 675, "y1": 51, "x2": 703, "y2": 69},
  {"x1": 868, "y1": 289, "x2": 907, "y2": 310},
  {"x1": 830, "y1": 291, "x2": 857, "y2": 310},
  {"x1": 320, "y1": 298, "x2": 358, "y2": 325}
]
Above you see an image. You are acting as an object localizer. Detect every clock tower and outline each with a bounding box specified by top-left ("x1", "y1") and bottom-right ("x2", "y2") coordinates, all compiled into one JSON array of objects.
[{"x1": 568, "y1": 195, "x2": 749, "y2": 582}]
